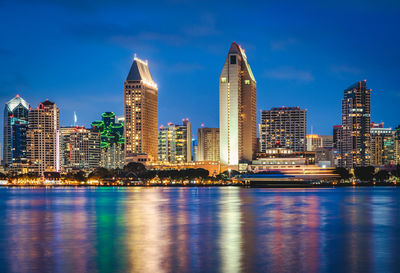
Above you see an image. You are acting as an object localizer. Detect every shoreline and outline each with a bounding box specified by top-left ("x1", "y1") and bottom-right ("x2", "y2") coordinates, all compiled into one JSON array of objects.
[{"x1": 0, "y1": 182, "x2": 398, "y2": 188}]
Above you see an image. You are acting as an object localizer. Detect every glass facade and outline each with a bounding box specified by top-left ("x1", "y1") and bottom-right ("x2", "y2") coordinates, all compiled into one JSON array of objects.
[{"x1": 3, "y1": 95, "x2": 30, "y2": 169}]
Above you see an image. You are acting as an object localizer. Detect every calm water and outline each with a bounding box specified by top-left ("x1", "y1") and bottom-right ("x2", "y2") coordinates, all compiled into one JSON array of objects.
[{"x1": 0, "y1": 187, "x2": 400, "y2": 273}]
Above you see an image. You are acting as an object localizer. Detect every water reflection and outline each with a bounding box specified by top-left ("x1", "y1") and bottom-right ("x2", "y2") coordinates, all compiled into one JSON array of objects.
[
  {"x1": 125, "y1": 188, "x2": 172, "y2": 273},
  {"x1": 219, "y1": 188, "x2": 242, "y2": 273},
  {"x1": 0, "y1": 187, "x2": 399, "y2": 273}
]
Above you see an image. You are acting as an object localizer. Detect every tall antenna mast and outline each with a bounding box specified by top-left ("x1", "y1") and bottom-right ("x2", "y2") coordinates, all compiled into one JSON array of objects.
[{"x1": 74, "y1": 111, "x2": 77, "y2": 126}]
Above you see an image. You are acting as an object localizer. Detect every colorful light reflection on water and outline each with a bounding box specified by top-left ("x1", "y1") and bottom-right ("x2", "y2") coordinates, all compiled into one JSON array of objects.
[{"x1": 0, "y1": 187, "x2": 399, "y2": 273}]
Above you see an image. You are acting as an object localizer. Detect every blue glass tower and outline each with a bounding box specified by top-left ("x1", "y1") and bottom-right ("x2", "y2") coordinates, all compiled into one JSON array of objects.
[{"x1": 3, "y1": 95, "x2": 30, "y2": 168}]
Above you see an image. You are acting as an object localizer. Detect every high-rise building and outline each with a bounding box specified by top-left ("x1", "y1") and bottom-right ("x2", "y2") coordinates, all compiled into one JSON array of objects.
[
  {"x1": 124, "y1": 56, "x2": 158, "y2": 162},
  {"x1": 306, "y1": 134, "x2": 333, "y2": 151},
  {"x1": 320, "y1": 135, "x2": 334, "y2": 149},
  {"x1": 91, "y1": 112, "x2": 125, "y2": 169},
  {"x1": 219, "y1": 42, "x2": 257, "y2": 166},
  {"x1": 305, "y1": 134, "x2": 334, "y2": 167},
  {"x1": 333, "y1": 125, "x2": 343, "y2": 167},
  {"x1": 306, "y1": 135, "x2": 322, "y2": 151},
  {"x1": 260, "y1": 107, "x2": 307, "y2": 152},
  {"x1": 339, "y1": 80, "x2": 371, "y2": 168},
  {"x1": 333, "y1": 125, "x2": 342, "y2": 149},
  {"x1": 197, "y1": 128, "x2": 219, "y2": 161},
  {"x1": 191, "y1": 137, "x2": 198, "y2": 162},
  {"x1": 3, "y1": 95, "x2": 30, "y2": 169},
  {"x1": 370, "y1": 123, "x2": 394, "y2": 167},
  {"x1": 60, "y1": 127, "x2": 101, "y2": 171},
  {"x1": 395, "y1": 125, "x2": 400, "y2": 165},
  {"x1": 27, "y1": 100, "x2": 59, "y2": 174},
  {"x1": 158, "y1": 119, "x2": 191, "y2": 163}
]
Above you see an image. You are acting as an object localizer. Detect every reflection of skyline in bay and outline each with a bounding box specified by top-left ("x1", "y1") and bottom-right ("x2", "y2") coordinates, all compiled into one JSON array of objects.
[{"x1": 0, "y1": 187, "x2": 399, "y2": 272}]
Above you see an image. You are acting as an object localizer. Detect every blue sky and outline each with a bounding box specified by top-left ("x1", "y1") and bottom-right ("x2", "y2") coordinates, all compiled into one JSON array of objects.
[{"x1": 1, "y1": 0, "x2": 399, "y2": 138}]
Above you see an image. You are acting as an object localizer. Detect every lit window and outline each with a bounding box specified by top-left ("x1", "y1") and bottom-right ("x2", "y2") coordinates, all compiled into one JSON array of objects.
[
  {"x1": 221, "y1": 77, "x2": 227, "y2": 83},
  {"x1": 245, "y1": 80, "x2": 250, "y2": 85}
]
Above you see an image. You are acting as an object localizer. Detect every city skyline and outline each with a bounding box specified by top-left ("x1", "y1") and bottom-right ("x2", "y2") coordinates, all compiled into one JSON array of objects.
[
  {"x1": 1, "y1": 0, "x2": 400, "y2": 140},
  {"x1": 2, "y1": 2, "x2": 400, "y2": 273}
]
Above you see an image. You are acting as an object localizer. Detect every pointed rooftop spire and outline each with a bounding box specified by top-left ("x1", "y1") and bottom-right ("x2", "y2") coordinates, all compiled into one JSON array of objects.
[
  {"x1": 6, "y1": 94, "x2": 30, "y2": 112},
  {"x1": 226, "y1": 41, "x2": 256, "y2": 82},
  {"x1": 228, "y1": 42, "x2": 241, "y2": 54},
  {"x1": 126, "y1": 55, "x2": 157, "y2": 88}
]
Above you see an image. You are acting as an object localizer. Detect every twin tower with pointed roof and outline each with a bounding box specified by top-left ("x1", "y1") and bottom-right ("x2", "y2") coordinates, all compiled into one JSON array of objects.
[{"x1": 123, "y1": 42, "x2": 257, "y2": 167}]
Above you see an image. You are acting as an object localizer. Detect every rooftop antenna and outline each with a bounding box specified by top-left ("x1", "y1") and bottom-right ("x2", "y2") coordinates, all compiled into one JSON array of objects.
[{"x1": 74, "y1": 111, "x2": 77, "y2": 127}]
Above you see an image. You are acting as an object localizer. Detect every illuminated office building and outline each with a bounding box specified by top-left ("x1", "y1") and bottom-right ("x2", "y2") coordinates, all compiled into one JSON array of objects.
[
  {"x1": 370, "y1": 122, "x2": 394, "y2": 167},
  {"x1": 91, "y1": 112, "x2": 125, "y2": 169},
  {"x1": 307, "y1": 135, "x2": 333, "y2": 151},
  {"x1": 320, "y1": 135, "x2": 333, "y2": 149},
  {"x1": 27, "y1": 100, "x2": 59, "y2": 174},
  {"x1": 219, "y1": 42, "x2": 257, "y2": 166},
  {"x1": 395, "y1": 125, "x2": 400, "y2": 165},
  {"x1": 3, "y1": 95, "x2": 30, "y2": 169},
  {"x1": 339, "y1": 80, "x2": 371, "y2": 168},
  {"x1": 192, "y1": 138, "x2": 198, "y2": 161},
  {"x1": 60, "y1": 127, "x2": 101, "y2": 170},
  {"x1": 306, "y1": 134, "x2": 334, "y2": 167},
  {"x1": 158, "y1": 119, "x2": 192, "y2": 163},
  {"x1": 124, "y1": 56, "x2": 158, "y2": 162},
  {"x1": 260, "y1": 107, "x2": 307, "y2": 152},
  {"x1": 333, "y1": 125, "x2": 342, "y2": 149},
  {"x1": 306, "y1": 135, "x2": 322, "y2": 151},
  {"x1": 197, "y1": 127, "x2": 219, "y2": 161}
]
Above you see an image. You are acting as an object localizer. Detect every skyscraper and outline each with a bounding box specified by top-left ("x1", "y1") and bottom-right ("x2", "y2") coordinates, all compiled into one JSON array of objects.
[
  {"x1": 158, "y1": 119, "x2": 192, "y2": 163},
  {"x1": 3, "y1": 95, "x2": 30, "y2": 169},
  {"x1": 306, "y1": 134, "x2": 333, "y2": 151},
  {"x1": 306, "y1": 134, "x2": 322, "y2": 151},
  {"x1": 60, "y1": 127, "x2": 101, "y2": 171},
  {"x1": 219, "y1": 42, "x2": 257, "y2": 165},
  {"x1": 91, "y1": 112, "x2": 125, "y2": 169},
  {"x1": 124, "y1": 56, "x2": 158, "y2": 162},
  {"x1": 339, "y1": 80, "x2": 371, "y2": 168},
  {"x1": 395, "y1": 125, "x2": 400, "y2": 165},
  {"x1": 333, "y1": 125, "x2": 342, "y2": 149},
  {"x1": 370, "y1": 122, "x2": 394, "y2": 167},
  {"x1": 197, "y1": 127, "x2": 219, "y2": 161},
  {"x1": 260, "y1": 107, "x2": 307, "y2": 152},
  {"x1": 27, "y1": 100, "x2": 59, "y2": 174}
]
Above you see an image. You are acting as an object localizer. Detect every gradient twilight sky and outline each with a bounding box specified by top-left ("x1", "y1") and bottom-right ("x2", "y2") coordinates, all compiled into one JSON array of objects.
[{"x1": 1, "y1": 0, "x2": 399, "y2": 138}]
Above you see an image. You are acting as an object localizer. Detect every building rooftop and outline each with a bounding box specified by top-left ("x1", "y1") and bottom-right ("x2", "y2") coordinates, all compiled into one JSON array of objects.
[
  {"x1": 6, "y1": 94, "x2": 30, "y2": 112},
  {"x1": 228, "y1": 42, "x2": 256, "y2": 82},
  {"x1": 126, "y1": 56, "x2": 157, "y2": 88},
  {"x1": 41, "y1": 99, "x2": 55, "y2": 106}
]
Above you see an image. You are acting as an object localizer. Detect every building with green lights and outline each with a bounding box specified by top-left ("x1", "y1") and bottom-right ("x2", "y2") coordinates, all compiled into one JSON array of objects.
[{"x1": 91, "y1": 112, "x2": 125, "y2": 169}]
